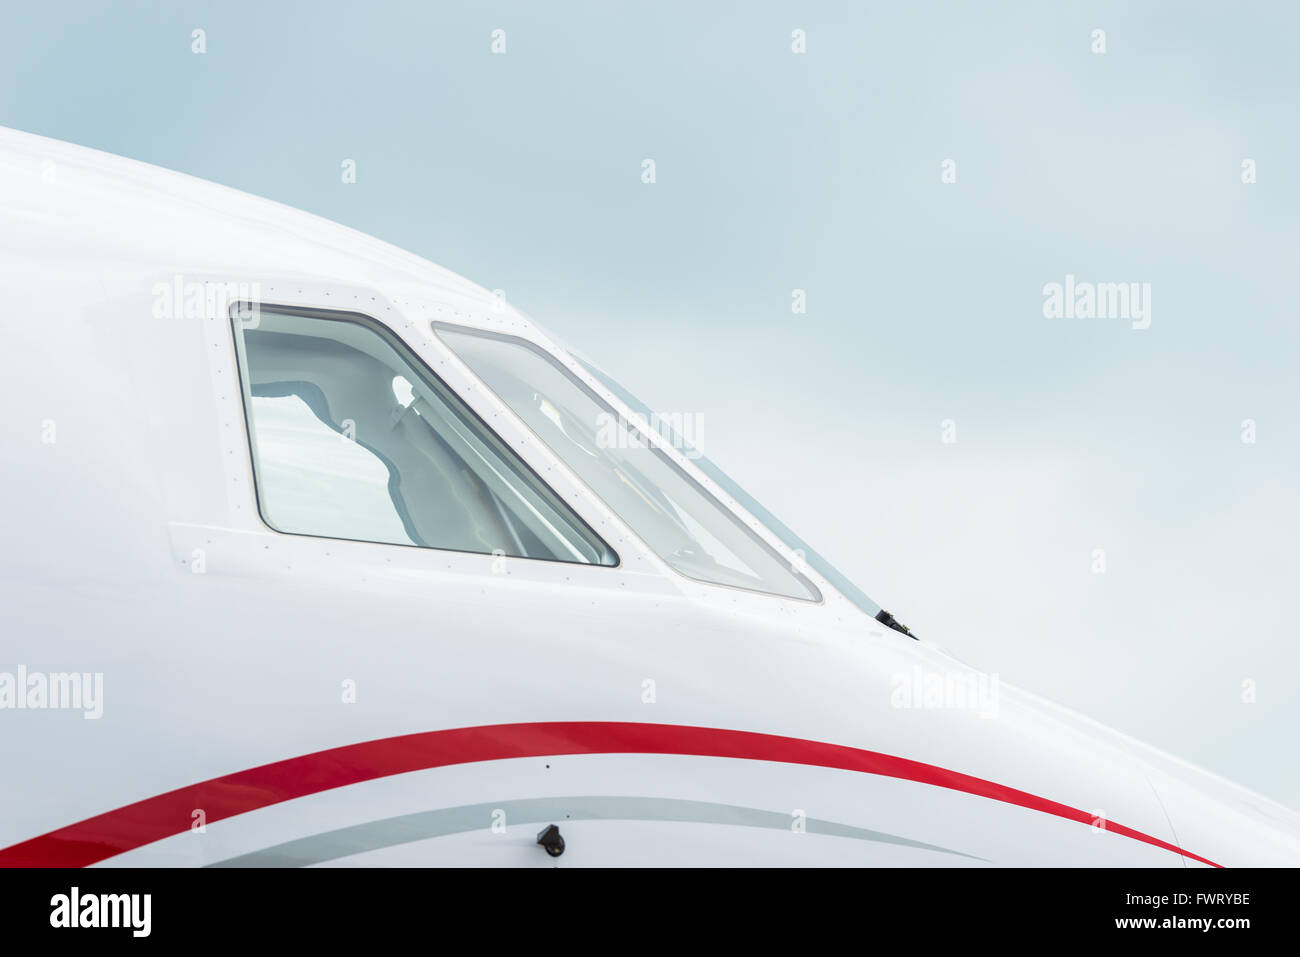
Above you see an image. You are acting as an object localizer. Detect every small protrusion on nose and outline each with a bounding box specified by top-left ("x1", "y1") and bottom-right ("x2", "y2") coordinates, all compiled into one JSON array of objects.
[{"x1": 536, "y1": 823, "x2": 565, "y2": 857}]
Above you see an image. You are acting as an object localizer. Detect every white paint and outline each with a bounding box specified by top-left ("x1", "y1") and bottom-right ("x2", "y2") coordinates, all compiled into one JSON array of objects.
[{"x1": 0, "y1": 126, "x2": 1295, "y2": 867}]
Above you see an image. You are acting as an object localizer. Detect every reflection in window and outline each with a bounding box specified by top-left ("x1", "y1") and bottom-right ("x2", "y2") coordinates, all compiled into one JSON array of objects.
[
  {"x1": 248, "y1": 392, "x2": 411, "y2": 543},
  {"x1": 574, "y1": 352, "x2": 883, "y2": 620},
  {"x1": 231, "y1": 308, "x2": 617, "y2": 566},
  {"x1": 434, "y1": 324, "x2": 819, "y2": 601}
]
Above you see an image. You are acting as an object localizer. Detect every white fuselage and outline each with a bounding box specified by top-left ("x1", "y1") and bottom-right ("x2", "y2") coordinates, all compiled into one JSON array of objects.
[{"x1": 0, "y1": 126, "x2": 1295, "y2": 868}]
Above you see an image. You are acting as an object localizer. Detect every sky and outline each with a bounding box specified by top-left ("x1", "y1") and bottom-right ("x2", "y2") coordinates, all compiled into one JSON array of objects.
[{"x1": 2, "y1": 1, "x2": 1297, "y2": 806}]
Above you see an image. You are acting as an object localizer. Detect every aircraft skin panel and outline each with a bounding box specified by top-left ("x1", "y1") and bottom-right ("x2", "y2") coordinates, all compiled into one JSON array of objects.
[
  {"x1": 6, "y1": 724, "x2": 1208, "y2": 868},
  {"x1": 207, "y1": 796, "x2": 988, "y2": 868},
  {"x1": 1, "y1": 124, "x2": 1297, "y2": 867},
  {"x1": 80, "y1": 748, "x2": 1193, "y2": 869}
]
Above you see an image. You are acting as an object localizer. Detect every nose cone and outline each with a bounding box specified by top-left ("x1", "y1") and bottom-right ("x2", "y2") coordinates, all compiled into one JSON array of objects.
[
  {"x1": 1142, "y1": 759, "x2": 1300, "y2": 867},
  {"x1": 903, "y1": 641, "x2": 1300, "y2": 867}
]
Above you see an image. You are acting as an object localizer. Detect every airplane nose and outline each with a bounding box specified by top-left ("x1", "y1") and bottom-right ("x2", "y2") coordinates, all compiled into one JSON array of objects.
[{"x1": 1143, "y1": 763, "x2": 1300, "y2": 867}]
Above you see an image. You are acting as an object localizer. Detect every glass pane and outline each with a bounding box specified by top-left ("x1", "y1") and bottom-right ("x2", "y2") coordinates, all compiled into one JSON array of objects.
[
  {"x1": 434, "y1": 325, "x2": 819, "y2": 601},
  {"x1": 573, "y1": 353, "x2": 883, "y2": 619},
  {"x1": 248, "y1": 392, "x2": 413, "y2": 543},
  {"x1": 232, "y1": 308, "x2": 617, "y2": 566}
]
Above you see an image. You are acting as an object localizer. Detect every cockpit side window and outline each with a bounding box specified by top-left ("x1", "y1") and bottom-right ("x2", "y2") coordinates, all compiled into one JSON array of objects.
[{"x1": 229, "y1": 307, "x2": 617, "y2": 566}]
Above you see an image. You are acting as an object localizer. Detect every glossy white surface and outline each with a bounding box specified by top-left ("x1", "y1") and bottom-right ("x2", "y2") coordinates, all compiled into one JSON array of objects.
[{"x1": 1, "y1": 125, "x2": 1296, "y2": 867}]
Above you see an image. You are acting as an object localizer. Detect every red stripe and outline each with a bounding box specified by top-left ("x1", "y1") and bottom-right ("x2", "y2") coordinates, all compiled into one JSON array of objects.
[{"x1": 0, "y1": 721, "x2": 1220, "y2": 867}]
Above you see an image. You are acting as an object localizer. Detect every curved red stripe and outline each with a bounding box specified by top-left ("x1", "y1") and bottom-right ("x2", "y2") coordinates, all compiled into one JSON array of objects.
[{"x1": 0, "y1": 721, "x2": 1219, "y2": 867}]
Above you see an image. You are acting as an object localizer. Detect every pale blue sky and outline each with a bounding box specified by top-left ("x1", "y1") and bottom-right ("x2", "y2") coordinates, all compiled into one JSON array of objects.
[{"x1": 3, "y1": 1, "x2": 1297, "y2": 804}]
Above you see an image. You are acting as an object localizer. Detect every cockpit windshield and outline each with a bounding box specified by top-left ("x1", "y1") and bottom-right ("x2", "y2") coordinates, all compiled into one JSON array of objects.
[
  {"x1": 569, "y1": 350, "x2": 885, "y2": 620},
  {"x1": 435, "y1": 325, "x2": 821, "y2": 601}
]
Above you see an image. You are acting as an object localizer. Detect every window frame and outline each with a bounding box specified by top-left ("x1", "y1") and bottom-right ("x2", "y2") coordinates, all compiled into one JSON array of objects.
[{"x1": 227, "y1": 302, "x2": 620, "y2": 569}]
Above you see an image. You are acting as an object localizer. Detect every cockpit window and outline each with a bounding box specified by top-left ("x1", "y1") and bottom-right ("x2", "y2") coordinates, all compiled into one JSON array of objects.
[
  {"x1": 433, "y1": 324, "x2": 820, "y2": 602},
  {"x1": 572, "y1": 352, "x2": 884, "y2": 620},
  {"x1": 230, "y1": 307, "x2": 617, "y2": 566}
]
